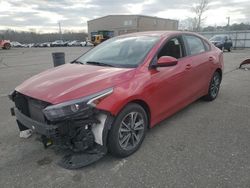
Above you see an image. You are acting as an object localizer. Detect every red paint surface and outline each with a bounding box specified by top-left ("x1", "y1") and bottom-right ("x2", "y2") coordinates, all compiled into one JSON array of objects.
[{"x1": 16, "y1": 31, "x2": 223, "y2": 127}]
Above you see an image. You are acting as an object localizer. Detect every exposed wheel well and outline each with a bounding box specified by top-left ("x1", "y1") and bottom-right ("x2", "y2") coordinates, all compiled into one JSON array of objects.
[
  {"x1": 215, "y1": 68, "x2": 222, "y2": 80},
  {"x1": 128, "y1": 100, "x2": 151, "y2": 129}
]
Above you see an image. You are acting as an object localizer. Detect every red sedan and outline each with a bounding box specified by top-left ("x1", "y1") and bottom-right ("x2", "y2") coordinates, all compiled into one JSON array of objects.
[{"x1": 10, "y1": 31, "x2": 223, "y2": 169}]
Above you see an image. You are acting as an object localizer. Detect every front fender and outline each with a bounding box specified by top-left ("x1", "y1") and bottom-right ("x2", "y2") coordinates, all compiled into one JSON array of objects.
[{"x1": 96, "y1": 87, "x2": 147, "y2": 116}]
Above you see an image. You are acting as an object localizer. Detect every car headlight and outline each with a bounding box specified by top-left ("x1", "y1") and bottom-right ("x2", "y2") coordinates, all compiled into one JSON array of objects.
[{"x1": 43, "y1": 88, "x2": 113, "y2": 121}]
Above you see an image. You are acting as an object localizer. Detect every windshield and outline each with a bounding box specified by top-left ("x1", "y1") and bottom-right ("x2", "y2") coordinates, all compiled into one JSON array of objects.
[
  {"x1": 77, "y1": 36, "x2": 160, "y2": 68},
  {"x1": 210, "y1": 35, "x2": 225, "y2": 41}
]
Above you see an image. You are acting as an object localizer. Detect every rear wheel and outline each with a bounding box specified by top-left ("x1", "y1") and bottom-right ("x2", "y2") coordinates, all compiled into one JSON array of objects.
[
  {"x1": 108, "y1": 103, "x2": 148, "y2": 157},
  {"x1": 203, "y1": 71, "x2": 221, "y2": 101},
  {"x1": 3, "y1": 43, "x2": 11, "y2": 50}
]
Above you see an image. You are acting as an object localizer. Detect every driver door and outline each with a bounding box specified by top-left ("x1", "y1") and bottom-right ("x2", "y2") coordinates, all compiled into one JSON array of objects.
[{"x1": 147, "y1": 36, "x2": 193, "y2": 124}]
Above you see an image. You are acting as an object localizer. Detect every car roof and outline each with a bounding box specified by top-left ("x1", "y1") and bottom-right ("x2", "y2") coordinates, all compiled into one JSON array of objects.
[{"x1": 117, "y1": 30, "x2": 204, "y2": 39}]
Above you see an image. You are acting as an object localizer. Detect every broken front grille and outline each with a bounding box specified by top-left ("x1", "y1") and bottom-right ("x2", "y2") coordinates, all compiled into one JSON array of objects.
[{"x1": 14, "y1": 92, "x2": 50, "y2": 123}]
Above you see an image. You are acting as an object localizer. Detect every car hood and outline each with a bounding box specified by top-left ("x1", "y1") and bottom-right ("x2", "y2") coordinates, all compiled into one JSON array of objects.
[{"x1": 16, "y1": 63, "x2": 135, "y2": 104}]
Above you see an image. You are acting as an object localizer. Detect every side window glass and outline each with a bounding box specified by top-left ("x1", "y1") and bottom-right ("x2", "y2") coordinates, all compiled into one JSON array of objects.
[
  {"x1": 158, "y1": 37, "x2": 183, "y2": 59},
  {"x1": 185, "y1": 35, "x2": 205, "y2": 55},
  {"x1": 204, "y1": 41, "x2": 211, "y2": 51}
]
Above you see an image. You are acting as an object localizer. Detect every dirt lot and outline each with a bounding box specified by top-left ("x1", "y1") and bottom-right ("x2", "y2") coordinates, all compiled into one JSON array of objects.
[{"x1": 0, "y1": 47, "x2": 250, "y2": 188}]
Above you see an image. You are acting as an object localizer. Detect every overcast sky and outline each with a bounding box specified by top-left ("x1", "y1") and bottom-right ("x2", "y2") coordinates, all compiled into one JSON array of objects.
[{"x1": 0, "y1": 0, "x2": 249, "y2": 33}]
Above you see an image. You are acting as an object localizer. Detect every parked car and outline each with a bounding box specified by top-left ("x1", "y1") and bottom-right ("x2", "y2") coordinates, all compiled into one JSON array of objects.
[
  {"x1": 67, "y1": 40, "x2": 82, "y2": 47},
  {"x1": 10, "y1": 41, "x2": 25, "y2": 48},
  {"x1": 63, "y1": 41, "x2": 70, "y2": 46},
  {"x1": 51, "y1": 40, "x2": 65, "y2": 47},
  {"x1": 29, "y1": 43, "x2": 35, "y2": 48},
  {"x1": 33, "y1": 43, "x2": 41, "y2": 48},
  {"x1": 83, "y1": 40, "x2": 94, "y2": 47},
  {"x1": 22, "y1": 44, "x2": 28, "y2": 48},
  {"x1": 9, "y1": 31, "x2": 223, "y2": 169},
  {"x1": 22, "y1": 43, "x2": 34, "y2": 48},
  {"x1": 209, "y1": 34, "x2": 233, "y2": 52},
  {"x1": 39, "y1": 42, "x2": 51, "y2": 47}
]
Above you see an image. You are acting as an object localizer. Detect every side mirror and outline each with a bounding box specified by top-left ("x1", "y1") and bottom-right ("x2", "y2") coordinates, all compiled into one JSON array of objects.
[{"x1": 155, "y1": 56, "x2": 178, "y2": 67}]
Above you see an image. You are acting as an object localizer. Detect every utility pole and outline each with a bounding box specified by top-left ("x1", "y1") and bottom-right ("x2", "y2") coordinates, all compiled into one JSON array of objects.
[
  {"x1": 226, "y1": 17, "x2": 230, "y2": 30},
  {"x1": 58, "y1": 22, "x2": 62, "y2": 40}
]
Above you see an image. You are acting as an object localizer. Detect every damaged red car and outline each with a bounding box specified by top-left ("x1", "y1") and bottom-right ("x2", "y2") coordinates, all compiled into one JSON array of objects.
[{"x1": 9, "y1": 31, "x2": 223, "y2": 169}]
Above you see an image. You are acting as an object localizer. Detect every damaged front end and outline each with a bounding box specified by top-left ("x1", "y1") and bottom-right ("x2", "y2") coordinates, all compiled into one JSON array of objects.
[{"x1": 9, "y1": 89, "x2": 114, "y2": 169}]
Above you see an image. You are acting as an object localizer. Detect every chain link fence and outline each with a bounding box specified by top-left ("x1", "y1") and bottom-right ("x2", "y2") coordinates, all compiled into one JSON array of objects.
[{"x1": 199, "y1": 30, "x2": 250, "y2": 49}]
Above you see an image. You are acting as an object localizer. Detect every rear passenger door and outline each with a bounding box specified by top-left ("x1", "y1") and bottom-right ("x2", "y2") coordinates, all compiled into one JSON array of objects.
[{"x1": 183, "y1": 34, "x2": 211, "y2": 97}]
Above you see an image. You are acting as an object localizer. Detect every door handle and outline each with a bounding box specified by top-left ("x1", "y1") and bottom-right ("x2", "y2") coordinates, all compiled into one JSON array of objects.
[{"x1": 186, "y1": 64, "x2": 192, "y2": 70}]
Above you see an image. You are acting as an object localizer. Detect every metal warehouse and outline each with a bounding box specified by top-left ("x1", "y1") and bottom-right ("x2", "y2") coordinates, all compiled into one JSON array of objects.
[{"x1": 87, "y1": 15, "x2": 179, "y2": 37}]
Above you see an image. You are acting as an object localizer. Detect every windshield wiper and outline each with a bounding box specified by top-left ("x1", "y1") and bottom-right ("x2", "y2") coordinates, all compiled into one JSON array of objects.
[
  {"x1": 71, "y1": 59, "x2": 83, "y2": 64},
  {"x1": 86, "y1": 61, "x2": 114, "y2": 67}
]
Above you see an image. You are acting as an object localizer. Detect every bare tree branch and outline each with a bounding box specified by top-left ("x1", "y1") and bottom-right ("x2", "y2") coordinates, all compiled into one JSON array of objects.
[{"x1": 191, "y1": 0, "x2": 209, "y2": 31}]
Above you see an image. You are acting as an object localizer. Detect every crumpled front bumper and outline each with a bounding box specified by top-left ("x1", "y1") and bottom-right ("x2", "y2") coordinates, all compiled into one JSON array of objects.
[
  {"x1": 13, "y1": 107, "x2": 59, "y2": 136},
  {"x1": 9, "y1": 91, "x2": 114, "y2": 169}
]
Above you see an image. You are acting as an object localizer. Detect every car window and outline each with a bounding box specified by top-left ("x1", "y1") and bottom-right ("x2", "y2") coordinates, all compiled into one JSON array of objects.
[
  {"x1": 210, "y1": 36, "x2": 223, "y2": 41},
  {"x1": 185, "y1": 35, "x2": 205, "y2": 55},
  {"x1": 158, "y1": 37, "x2": 184, "y2": 59},
  {"x1": 204, "y1": 41, "x2": 211, "y2": 51},
  {"x1": 78, "y1": 36, "x2": 160, "y2": 68}
]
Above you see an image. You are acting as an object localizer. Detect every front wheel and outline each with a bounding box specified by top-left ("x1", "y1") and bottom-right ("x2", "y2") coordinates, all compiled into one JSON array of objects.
[
  {"x1": 203, "y1": 71, "x2": 221, "y2": 101},
  {"x1": 3, "y1": 43, "x2": 11, "y2": 50},
  {"x1": 108, "y1": 103, "x2": 148, "y2": 157}
]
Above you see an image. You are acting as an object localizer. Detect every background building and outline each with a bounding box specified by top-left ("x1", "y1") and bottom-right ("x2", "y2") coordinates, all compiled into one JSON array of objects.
[{"x1": 87, "y1": 15, "x2": 178, "y2": 37}]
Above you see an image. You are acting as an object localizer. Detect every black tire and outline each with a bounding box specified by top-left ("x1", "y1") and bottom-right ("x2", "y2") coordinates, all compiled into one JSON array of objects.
[
  {"x1": 3, "y1": 43, "x2": 11, "y2": 50},
  {"x1": 108, "y1": 103, "x2": 148, "y2": 158},
  {"x1": 203, "y1": 71, "x2": 221, "y2": 101},
  {"x1": 227, "y1": 47, "x2": 232, "y2": 52}
]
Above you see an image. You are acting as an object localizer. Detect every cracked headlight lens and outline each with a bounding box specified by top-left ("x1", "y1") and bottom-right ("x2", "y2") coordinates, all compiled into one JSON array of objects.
[{"x1": 43, "y1": 88, "x2": 113, "y2": 121}]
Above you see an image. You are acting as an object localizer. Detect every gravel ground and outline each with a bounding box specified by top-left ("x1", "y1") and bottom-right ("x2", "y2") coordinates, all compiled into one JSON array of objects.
[{"x1": 0, "y1": 47, "x2": 249, "y2": 188}]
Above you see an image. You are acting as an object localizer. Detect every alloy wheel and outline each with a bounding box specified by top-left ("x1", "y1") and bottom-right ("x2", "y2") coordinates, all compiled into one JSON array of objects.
[
  {"x1": 118, "y1": 112, "x2": 145, "y2": 151},
  {"x1": 210, "y1": 73, "x2": 221, "y2": 98}
]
